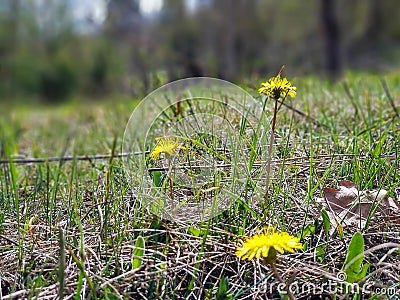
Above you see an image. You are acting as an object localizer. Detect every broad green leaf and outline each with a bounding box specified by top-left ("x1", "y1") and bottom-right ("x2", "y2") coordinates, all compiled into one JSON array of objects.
[
  {"x1": 321, "y1": 210, "x2": 331, "y2": 236},
  {"x1": 151, "y1": 170, "x2": 165, "y2": 187},
  {"x1": 132, "y1": 236, "x2": 145, "y2": 269},
  {"x1": 316, "y1": 244, "x2": 326, "y2": 262},
  {"x1": 188, "y1": 226, "x2": 202, "y2": 237},
  {"x1": 343, "y1": 232, "x2": 368, "y2": 283},
  {"x1": 105, "y1": 291, "x2": 121, "y2": 300},
  {"x1": 359, "y1": 263, "x2": 369, "y2": 278},
  {"x1": 216, "y1": 277, "x2": 233, "y2": 300},
  {"x1": 298, "y1": 223, "x2": 316, "y2": 240},
  {"x1": 188, "y1": 225, "x2": 208, "y2": 237}
]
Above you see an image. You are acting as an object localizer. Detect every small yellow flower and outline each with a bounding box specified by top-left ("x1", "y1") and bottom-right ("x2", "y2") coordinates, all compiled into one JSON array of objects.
[
  {"x1": 236, "y1": 227, "x2": 302, "y2": 261},
  {"x1": 150, "y1": 137, "x2": 185, "y2": 160},
  {"x1": 258, "y1": 75, "x2": 296, "y2": 99}
]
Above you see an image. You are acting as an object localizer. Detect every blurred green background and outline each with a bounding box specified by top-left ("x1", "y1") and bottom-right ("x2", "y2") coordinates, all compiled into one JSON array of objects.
[{"x1": 1, "y1": 0, "x2": 399, "y2": 103}]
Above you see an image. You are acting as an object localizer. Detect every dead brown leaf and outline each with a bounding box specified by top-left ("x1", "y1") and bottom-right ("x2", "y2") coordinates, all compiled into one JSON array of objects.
[{"x1": 317, "y1": 180, "x2": 400, "y2": 232}]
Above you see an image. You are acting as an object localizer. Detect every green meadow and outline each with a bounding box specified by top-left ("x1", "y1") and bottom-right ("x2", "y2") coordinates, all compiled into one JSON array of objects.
[{"x1": 1, "y1": 72, "x2": 399, "y2": 299}]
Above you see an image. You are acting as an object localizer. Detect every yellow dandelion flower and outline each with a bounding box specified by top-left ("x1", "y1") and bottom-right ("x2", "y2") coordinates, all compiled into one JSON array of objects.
[
  {"x1": 150, "y1": 137, "x2": 185, "y2": 160},
  {"x1": 236, "y1": 227, "x2": 302, "y2": 261},
  {"x1": 258, "y1": 75, "x2": 296, "y2": 99}
]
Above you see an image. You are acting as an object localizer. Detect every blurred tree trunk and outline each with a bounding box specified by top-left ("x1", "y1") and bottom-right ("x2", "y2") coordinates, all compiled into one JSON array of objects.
[
  {"x1": 10, "y1": 0, "x2": 20, "y2": 48},
  {"x1": 222, "y1": 5, "x2": 236, "y2": 81},
  {"x1": 161, "y1": 0, "x2": 185, "y2": 23},
  {"x1": 162, "y1": 0, "x2": 189, "y2": 80},
  {"x1": 105, "y1": 0, "x2": 149, "y2": 93},
  {"x1": 211, "y1": 0, "x2": 237, "y2": 80},
  {"x1": 211, "y1": 0, "x2": 258, "y2": 80},
  {"x1": 362, "y1": 0, "x2": 382, "y2": 50},
  {"x1": 106, "y1": 0, "x2": 142, "y2": 38},
  {"x1": 320, "y1": 0, "x2": 341, "y2": 78},
  {"x1": 6, "y1": 0, "x2": 20, "y2": 90}
]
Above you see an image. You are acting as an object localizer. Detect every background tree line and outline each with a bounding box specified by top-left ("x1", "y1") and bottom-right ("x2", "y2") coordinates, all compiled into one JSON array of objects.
[{"x1": 1, "y1": 0, "x2": 399, "y2": 102}]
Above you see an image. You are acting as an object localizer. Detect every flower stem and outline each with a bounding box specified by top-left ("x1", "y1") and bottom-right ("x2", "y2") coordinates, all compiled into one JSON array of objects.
[
  {"x1": 264, "y1": 97, "x2": 278, "y2": 203},
  {"x1": 167, "y1": 159, "x2": 175, "y2": 210},
  {"x1": 270, "y1": 262, "x2": 296, "y2": 300}
]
